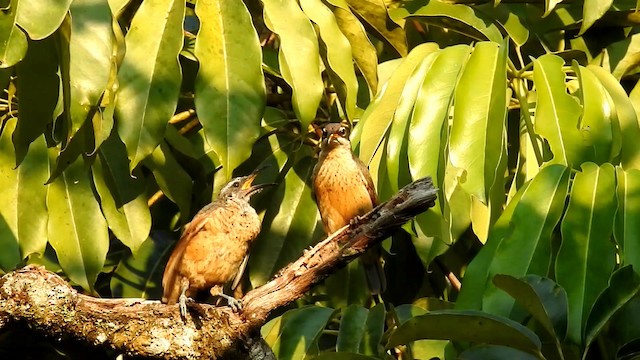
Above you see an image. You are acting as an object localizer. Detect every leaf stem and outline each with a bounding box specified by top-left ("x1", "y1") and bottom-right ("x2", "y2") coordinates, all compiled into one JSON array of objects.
[{"x1": 513, "y1": 78, "x2": 544, "y2": 166}]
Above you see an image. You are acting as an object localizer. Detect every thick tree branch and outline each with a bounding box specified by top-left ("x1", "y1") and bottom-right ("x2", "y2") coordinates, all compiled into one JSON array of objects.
[{"x1": 0, "y1": 177, "x2": 437, "y2": 359}]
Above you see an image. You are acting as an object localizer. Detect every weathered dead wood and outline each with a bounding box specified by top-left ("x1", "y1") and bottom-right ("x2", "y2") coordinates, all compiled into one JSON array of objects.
[{"x1": 0, "y1": 177, "x2": 437, "y2": 359}]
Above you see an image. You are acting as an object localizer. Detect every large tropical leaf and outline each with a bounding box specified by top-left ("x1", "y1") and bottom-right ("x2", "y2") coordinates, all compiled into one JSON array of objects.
[
  {"x1": 556, "y1": 162, "x2": 617, "y2": 345},
  {"x1": 615, "y1": 167, "x2": 640, "y2": 272},
  {"x1": 194, "y1": 0, "x2": 265, "y2": 180},
  {"x1": 47, "y1": 156, "x2": 109, "y2": 292},
  {"x1": 0, "y1": 120, "x2": 48, "y2": 270},
  {"x1": 533, "y1": 54, "x2": 587, "y2": 168},
  {"x1": 482, "y1": 164, "x2": 570, "y2": 317},
  {"x1": 15, "y1": 0, "x2": 72, "y2": 40},
  {"x1": 0, "y1": 0, "x2": 27, "y2": 68},
  {"x1": 262, "y1": 0, "x2": 323, "y2": 129},
  {"x1": 64, "y1": 0, "x2": 114, "y2": 142},
  {"x1": 450, "y1": 41, "x2": 507, "y2": 204},
  {"x1": 115, "y1": 0, "x2": 184, "y2": 171}
]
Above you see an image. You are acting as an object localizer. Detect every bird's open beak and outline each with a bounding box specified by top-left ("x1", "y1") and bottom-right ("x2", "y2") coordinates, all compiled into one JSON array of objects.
[
  {"x1": 328, "y1": 133, "x2": 340, "y2": 144},
  {"x1": 241, "y1": 165, "x2": 277, "y2": 196}
]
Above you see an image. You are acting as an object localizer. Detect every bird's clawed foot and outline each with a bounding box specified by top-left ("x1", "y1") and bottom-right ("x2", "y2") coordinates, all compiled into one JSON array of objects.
[
  {"x1": 220, "y1": 293, "x2": 243, "y2": 312},
  {"x1": 178, "y1": 293, "x2": 195, "y2": 318},
  {"x1": 349, "y1": 215, "x2": 364, "y2": 228}
]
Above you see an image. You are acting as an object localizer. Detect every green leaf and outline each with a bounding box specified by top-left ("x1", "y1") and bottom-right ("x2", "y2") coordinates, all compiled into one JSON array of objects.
[
  {"x1": 47, "y1": 156, "x2": 109, "y2": 292},
  {"x1": 115, "y1": 0, "x2": 184, "y2": 171},
  {"x1": 13, "y1": 37, "x2": 59, "y2": 165},
  {"x1": 65, "y1": 0, "x2": 114, "y2": 142},
  {"x1": 386, "y1": 52, "x2": 438, "y2": 194},
  {"x1": 325, "y1": 260, "x2": 370, "y2": 309},
  {"x1": 328, "y1": 0, "x2": 378, "y2": 96},
  {"x1": 579, "y1": 0, "x2": 613, "y2": 36},
  {"x1": 589, "y1": 66, "x2": 640, "y2": 169},
  {"x1": 194, "y1": 0, "x2": 265, "y2": 180},
  {"x1": 15, "y1": 0, "x2": 72, "y2": 40},
  {"x1": 615, "y1": 168, "x2": 640, "y2": 273},
  {"x1": 494, "y1": 275, "x2": 568, "y2": 342},
  {"x1": 390, "y1": 1, "x2": 503, "y2": 43},
  {"x1": 249, "y1": 155, "x2": 323, "y2": 286},
  {"x1": 556, "y1": 162, "x2": 617, "y2": 345},
  {"x1": 354, "y1": 43, "x2": 440, "y2": 165},
  {"x1": 482, "y1": 164, "x2": 570, "y2": 317},
  {"x1": 459, "y1": 345, "x2": 540, "y2": 360},
  {"x1": 573, "y1": 63, "x2": 615, "y2": 164},
  {"x1": 92, "y1": 134, "x2": 151, "y2": 254},
  {"x1": 455, "y1": 180, "x2": 528, "y2": 310},
  {"x1": 143, "y1": 142, "x2": 192, "y2": 219},
  {"x1": 533, "y1": 54, "x2": 586, "y2": 168},
  {"x1": 262, "y1": 0, "x2": 323, "y2": 129},
  {"x1": 0, "y1": 120, "x2": 48, "y2": 270},
  {"x1": 0, "y1": 0, "x2": 27, "y2": 68},
  {"x1": 476, "y1": 4, "x2": 529, "y2": 47},
  {"x1": 269, "y1": 306, "x2": 335, "y2": 360},
  {"x1": 111, "y1": 233, "x2": 174, "y2": 298},
  {"x1": 393, "y1": 304, "x2": 447, "y2": 359},
  {"x1": 409, "y1": 45, "x2": 469, "y2": 239},
  {"x1": 544, "y1": 0, "x2": 564, "y2": 17},
  {"x1": 360, "y1": 303, "x2": 385, "y2": 356},
  {"x1": 387, "y1": 310, "x2": 542, "y2": 357},
  {"x1": 345, "y1": 0, "x2": 407, "y2": 56},
  {"x1": 450, "y1": 41, "x2": 507, "y2": 204},
  {"x1": 337, "y1": 305, "x2": 369, "y2": 353},
  {"x1": 584, "y1": 266, "x2": 640, "y2": 352},
  {"x1": 302, "y1": 0, "x2": 357, "y2": 121}
]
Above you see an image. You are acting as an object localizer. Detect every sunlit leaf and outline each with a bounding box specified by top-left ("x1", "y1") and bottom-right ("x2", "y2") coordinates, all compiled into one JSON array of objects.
[
  {"x1": 579, "y1": 0, "x2": 613, "y2": 36},
  {"x1": 346, "y1": 0, "x2": 407, "y2": 56},
  {"x1": 115, "y1": 0, "x2": 184, "y2": 171},
  {"x1": 64, "y1": 0, "x2": 114, "y2": 143},
  {"x1": 0, "y1": 0, "x2": 27, "y2": 68},
  {"x1": 15, "y1": 0, "x2": 72, "y2": 40},
  {"x1": 47, "y1": 155, "x2": 109, "y2": 292},
  {"x1": 386, "y1": 51, "x2": 438, "y2": 194},
  {"x1": 269, "y1": 306, "x2": 336, "y2": 360},
  {"x1": 301, "y1": 0, "x2": 357, "y2": 121},
  {"x1": 354, "y1": 43, "x2": 439, "y2": 165},
  {"x1": 262, "y1": 0, "x2": 323, "y2": 129},
  {"x1": 459, "y1": 345, "x2": 539, "y2": 360},
  {"x1": 0, "y1": 120, "x2": 48, "y2": 270},
  {"x1": 556, "y1": 162, "x2": 617, "y2": 345},
  {"x1": 533, "y1": 54, "x2": 586, "y2": 168},
  {"x1": 390, "y1": 1, "x2": 503, "y2": 43},
  {"x1": 615, "y1": 167, "x2": 640, "y2": 272},
  {"x1": 328, "y1": 0, "x2": 378, "y2": 96},
  {"x1": 194, "y1": 0, "x2": 265, "y2": 180},
  {"x1": 450, "y1": 41, "x2": 507, "y2": 204},
  {"x1": 589, "y1": 66, "x2": 640, "y2": 169},
  {"x1": 482, "y1": 165, "x2": 570, "y2": 317},
  {"x1": 573, "y1": 63, "x2": 615, "y2": 164}
]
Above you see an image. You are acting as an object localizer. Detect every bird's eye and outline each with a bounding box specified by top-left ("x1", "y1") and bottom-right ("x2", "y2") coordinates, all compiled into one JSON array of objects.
[
  {"x1": 339, "y1": 127, "x2": 347, "y2": 137},
  {"x1": 233, "y1": 181, "x2": 240, "y2": 188}
]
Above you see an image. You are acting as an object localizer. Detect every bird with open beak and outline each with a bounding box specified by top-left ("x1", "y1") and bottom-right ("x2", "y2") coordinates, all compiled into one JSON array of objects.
[{"x1": 162, "y1": 167, "x2": 273, "y2": 317}]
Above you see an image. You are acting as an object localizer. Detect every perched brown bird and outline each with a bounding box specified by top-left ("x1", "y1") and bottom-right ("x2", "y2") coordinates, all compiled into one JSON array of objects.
[
  {"x1": 312, "y1": 123, "x2": 386, "y2": 296},
  {"x1": 162, "y1": 169, "x2": 271, "y2": 317}
]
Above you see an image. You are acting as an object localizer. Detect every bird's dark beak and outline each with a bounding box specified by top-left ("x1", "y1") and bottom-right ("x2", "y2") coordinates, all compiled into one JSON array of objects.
[{"x1": 241, "y1": 165, "x2": 276, "y2": 196}]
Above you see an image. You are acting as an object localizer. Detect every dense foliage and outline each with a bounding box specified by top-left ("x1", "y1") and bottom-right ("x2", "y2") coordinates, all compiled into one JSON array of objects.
[{"x1": 1, "y1": 0, "x2": 640, "y2": 358}]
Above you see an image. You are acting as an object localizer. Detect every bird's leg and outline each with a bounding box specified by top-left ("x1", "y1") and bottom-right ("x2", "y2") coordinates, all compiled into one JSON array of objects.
[
  {"x1": 178, "y1": 277, "x2": 192, "y2": 318},
  {"x1": 210, "y1": 285, "x2": 243, "y2": 312}
]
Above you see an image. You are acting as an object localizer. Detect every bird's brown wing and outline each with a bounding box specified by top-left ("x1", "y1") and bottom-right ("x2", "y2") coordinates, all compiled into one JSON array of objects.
[
  {"x1": 353, "y1": 154, "x2": 379, "y2": 207},
  {"x1": 161, "y1": 216, "x2": 208, "y2": 304}
]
